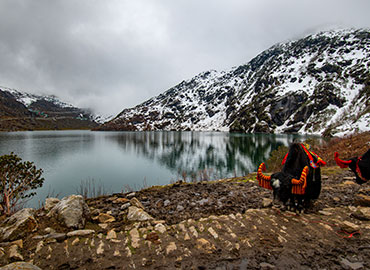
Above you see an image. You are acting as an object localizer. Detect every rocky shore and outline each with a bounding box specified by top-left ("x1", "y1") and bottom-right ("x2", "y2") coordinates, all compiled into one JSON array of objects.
[{"x1": 0, "y1": 167, "x2": 369, "y2": 270}]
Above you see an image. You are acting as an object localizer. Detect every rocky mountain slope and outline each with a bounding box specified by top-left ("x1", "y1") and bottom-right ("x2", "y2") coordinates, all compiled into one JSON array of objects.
[
  {"x1": 0, "y1": 87, "x2": 98, "y2": 131},
  {"x1": 99, "y1": 29, "x2": 370, "y2": 136}
]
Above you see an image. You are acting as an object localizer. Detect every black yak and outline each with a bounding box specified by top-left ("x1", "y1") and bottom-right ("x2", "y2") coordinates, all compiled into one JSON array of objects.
[
  {"x1": 257, "y1": 143, "x2": 326, "y2": 211},
  {"x1": 334, "y1": 149, "x2": 370, "y2": 184}
]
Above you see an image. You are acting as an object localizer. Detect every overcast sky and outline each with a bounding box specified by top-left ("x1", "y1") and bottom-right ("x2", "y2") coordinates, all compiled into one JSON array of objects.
[{"x1": 0, "y1": 0, "x2": 369, "y2": 116}]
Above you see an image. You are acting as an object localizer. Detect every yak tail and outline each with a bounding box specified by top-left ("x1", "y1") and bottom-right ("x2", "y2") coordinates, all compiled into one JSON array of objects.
[
  {"x1": 291, "y1": 166, "x2": 309, "y2": 195},
  {"x1": 334, "y1": 152, "x2": 352, "y2": 168},
  {"x1": 257, "y1": 163, "x2": 272, "y2": 190}
]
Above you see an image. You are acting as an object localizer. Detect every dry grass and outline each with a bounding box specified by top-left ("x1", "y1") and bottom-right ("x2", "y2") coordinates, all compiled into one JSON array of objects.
[{"x1": 311, "y1": 131, "x2": 370, "y2": 166}]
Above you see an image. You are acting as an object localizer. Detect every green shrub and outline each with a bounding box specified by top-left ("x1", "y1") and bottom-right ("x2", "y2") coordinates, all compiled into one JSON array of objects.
[{"x1": 0, "y1": 153, "x2": 44, "y2": 215}]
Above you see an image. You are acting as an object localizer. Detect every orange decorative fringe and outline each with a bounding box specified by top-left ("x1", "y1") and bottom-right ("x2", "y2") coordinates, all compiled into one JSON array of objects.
[
  {"x1": 291, "y1": 166, "x2": 309, "y2": 195},
  {"x1": 257, "y1": 163, "x2": 272, "y2": 190}
]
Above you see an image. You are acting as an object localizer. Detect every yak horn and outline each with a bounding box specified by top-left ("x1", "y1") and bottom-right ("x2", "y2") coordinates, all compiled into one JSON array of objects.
[
  {"x1": 257, "y1": 163, "x2": 272, "y2": 190},
  {"x1": 334, "y1": 152, "x2": 352, "y2": 168},
  {"x1": 291, "y1": 166, "x2": 309, "y2": 195}
]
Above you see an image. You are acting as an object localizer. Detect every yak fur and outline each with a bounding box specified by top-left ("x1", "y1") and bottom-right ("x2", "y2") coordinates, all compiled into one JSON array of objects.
[{"x1": 271, "y1": 143, "x2": 321, "y2": 211}]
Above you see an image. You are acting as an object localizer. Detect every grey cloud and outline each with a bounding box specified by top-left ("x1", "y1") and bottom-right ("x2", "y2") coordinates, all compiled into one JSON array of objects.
[{"x1": 0, "y1": 0, "x2": 369, "y2": 116}]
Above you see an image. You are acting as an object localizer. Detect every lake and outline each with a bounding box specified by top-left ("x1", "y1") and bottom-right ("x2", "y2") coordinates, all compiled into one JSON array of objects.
[{"x1": 0, "y1": 130, "x2": 312, "y2": 208}]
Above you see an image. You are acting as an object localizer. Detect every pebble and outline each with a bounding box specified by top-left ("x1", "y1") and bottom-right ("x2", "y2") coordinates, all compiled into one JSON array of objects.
[
  {"x1": 96, "y1": 213, "x2": 116, "y2": 223},
  {"x1": 340, "y1": 258, "x2": 363, "y2": 270},
  {"x1": 341, "y1": 221, "x2": 360, "y2": 233},
  {"x1": 166, "y1": 242, "x2": 177, "y2": 255},
  {"x1": 121, "y1": 203, "x2": 131, "y2": 210},
  {"x1": 8, "y1": 244, "x2": 23, "y2": 261},
  {"x1": 130, "y1": 197, "x2": 144, "y2": 209},
  {"x1": 189, "y1": 226, "x2": 199, "y2": 238},
  {"x1": 154, "y1": 223, "x2": 166, "y2": 234},
  {"x1": 126, "y1": 192, "x2": 136, "y2": 198},
  {"x1": 71, "y1": 238, "x2": 80, "y2": 246},
  {"x1": 196, "y1": 238, "x2": 215, "y2": 253},
  {"x1": 208, "y1": 227, "x2": 219, "y2": 239},
  {"x1": 106, "y1": 229, "x2": 117, "y2": 239},
  {"x1": 67, "y1": 230, "x2": 95, "y2": 237},
  {"x1": 98, "y1": 223, "x2": 109, "y2": 229},
  {"x1": 130, "y1": 228, "x2": 140, "y2": 249},
  {"x1": 96, "y1": 240, "x2": 104, "y2": 255}
]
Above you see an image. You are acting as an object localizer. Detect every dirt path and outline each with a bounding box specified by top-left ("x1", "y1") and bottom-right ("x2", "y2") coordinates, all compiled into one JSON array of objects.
[{"x1": 1, "y1": 168, "x2": 370, "y2": 269}]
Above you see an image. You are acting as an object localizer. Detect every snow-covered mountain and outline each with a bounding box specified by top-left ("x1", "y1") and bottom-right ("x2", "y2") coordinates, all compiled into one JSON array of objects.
[
  {"x1": 0, "y1": 86, "x2": 99, "y2": 131},
  {"x1": 100, "y1": 29, "x2": 370, "y2": 136}
]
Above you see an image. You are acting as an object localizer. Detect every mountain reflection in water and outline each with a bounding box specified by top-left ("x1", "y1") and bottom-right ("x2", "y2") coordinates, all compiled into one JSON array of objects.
[{"x1": 0, "y1": 131, "x2": 315, "y2": 207}]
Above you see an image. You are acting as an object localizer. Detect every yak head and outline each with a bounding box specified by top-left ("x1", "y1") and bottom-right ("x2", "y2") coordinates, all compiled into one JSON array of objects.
[
  {"x1": 334, "y1": 152, "x2": 367, "y2": 184},
  {"x1": 257, "y1": 163, "x2": 308, "y2": 205}
]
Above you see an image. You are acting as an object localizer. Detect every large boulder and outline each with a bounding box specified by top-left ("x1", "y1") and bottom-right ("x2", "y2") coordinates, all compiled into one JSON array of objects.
[
  {"x1": 47, "y1": 195, "x2": 90, "y2": 229},
  {"x1": 0, "y1": 208, "x2": 37, "y2": 241}
]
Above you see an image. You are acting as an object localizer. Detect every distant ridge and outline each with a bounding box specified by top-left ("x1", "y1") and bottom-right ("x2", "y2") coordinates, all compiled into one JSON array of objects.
[
  {"x1": 99, "y1": 28, "x2": 370, "y2": 136},
  {"x1": 0, "y1": 86, "x2": 98, "y2": 131}
]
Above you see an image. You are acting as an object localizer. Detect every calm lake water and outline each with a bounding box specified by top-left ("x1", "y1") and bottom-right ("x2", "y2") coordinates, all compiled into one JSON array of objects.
[{"x1": 0, "y1": 130, "x2": 313, "y2": 208}]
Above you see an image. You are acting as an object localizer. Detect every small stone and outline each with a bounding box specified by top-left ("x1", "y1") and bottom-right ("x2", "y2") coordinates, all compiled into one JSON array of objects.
[
  {"x1": 97, "y1": 240, "x2": 104, "y2": 255},
  {"x1": 177, "y1": 205, "x2": 184, "y2": 211},
  {"x1": 340, "y1": 258, "x2": 363, "y2": 270},
  {"x1": 355, "y1": 194, "x2": 370, "y2": 207},
  {"x1": 113, "y1": 198, "x2": 129, "y2": 204},
  {"x1": 343, "y1": 180, "x2": 356, "y2": 185},
  {"x1": 130, "y1": 197, "x2": 144, "y2": 209},
  {"x1": 98, "y1": 223, "x2": 109, "y2": 229},
  {"x1": 178, "y1": 223, "x2": 186, "y2": 232},
  {"x1": 45, "y1": 233, "x2": 67, "y2": 242},
  {"x1": 166, "y1": 242, "x2": 177, "y2": 255},
  {"x1": 127, "y1": 206, "x2": 153, "y2": 222},
  {"x1": 113, "y1": 249, "x2": 121, "y2": 257},
  {"x1": 11, "y1": 239, "x2": 23, "y2": 249},
  {"x1": 262, "y1": 198, "x2": 273, "y2": 208},
  {"x1": 152, "y1": 220, "x2": 166, "y2": 225},
  {"x1": 358, "y1": 207, "x2": 370, "y2": 220},
  {"x1": 126, "y1": 192, "x2": 136, "y2": 198},
  {"x1": 44, "y1": 198, "x2": 60, "y2": 211},
  {"x1": 198, "y1": 223, "x2": 205, "y2": 232},
  {"x1": 260, "y1": 262, "x2": 275, "y2": 269},
  {"x1": 318, "y1": 210, "x2": 332, "y2": 216},
  {"x1": 8, "y1": 244, "x2": 23, "y2": 261},
  {"x1": 130, "y1": 228, "x2": 140, "y2": 249},
  {"x1": 196, "y1": 238, "x2": 216, "y2": 253},
  {"x1": 164, "y1": 199, "x2": 170, "y2": 207},
  {"x1": 184, "y1": 233, "x2": 190, "y2": 241},
  {"x1": 106, "y1": 229, "x2": 117, "y2": 239},
  {"x1": 71, "y1": 238, "x2": 80, "y2": 246},
  {"x1": 341, "y1": 221, "x2": 360, "y2": 233},
  {"x1": 333, "y1": 197, "x2": 340, "y2": 202},
  {"x1": 121, "y1": 203, "x2": 130, "y2": 210},
  {"x1": 67, "y1": 230, "x2": 95, "y2": 237},
  {"x1": 35, "y1": 241, "x2": 44, "y2": 253},
  {"x1": 189, "y1": 226, "x2": 199, "y2": 238},
  {"x1": 154, "y1": 223, "x2": 166, "y2": 234},
  {"x1": 125, "y1": 247, "x2": 132, "y2": 257},
  {"x1": 96, "y1": 213, "x2": 116, "y2": 223},
  {"x1": 44, "y1": 227, "x2": 55, "y2": 234},
  {"x1": 208, "y1": 227, "x2": 218, "y2": 239}
]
